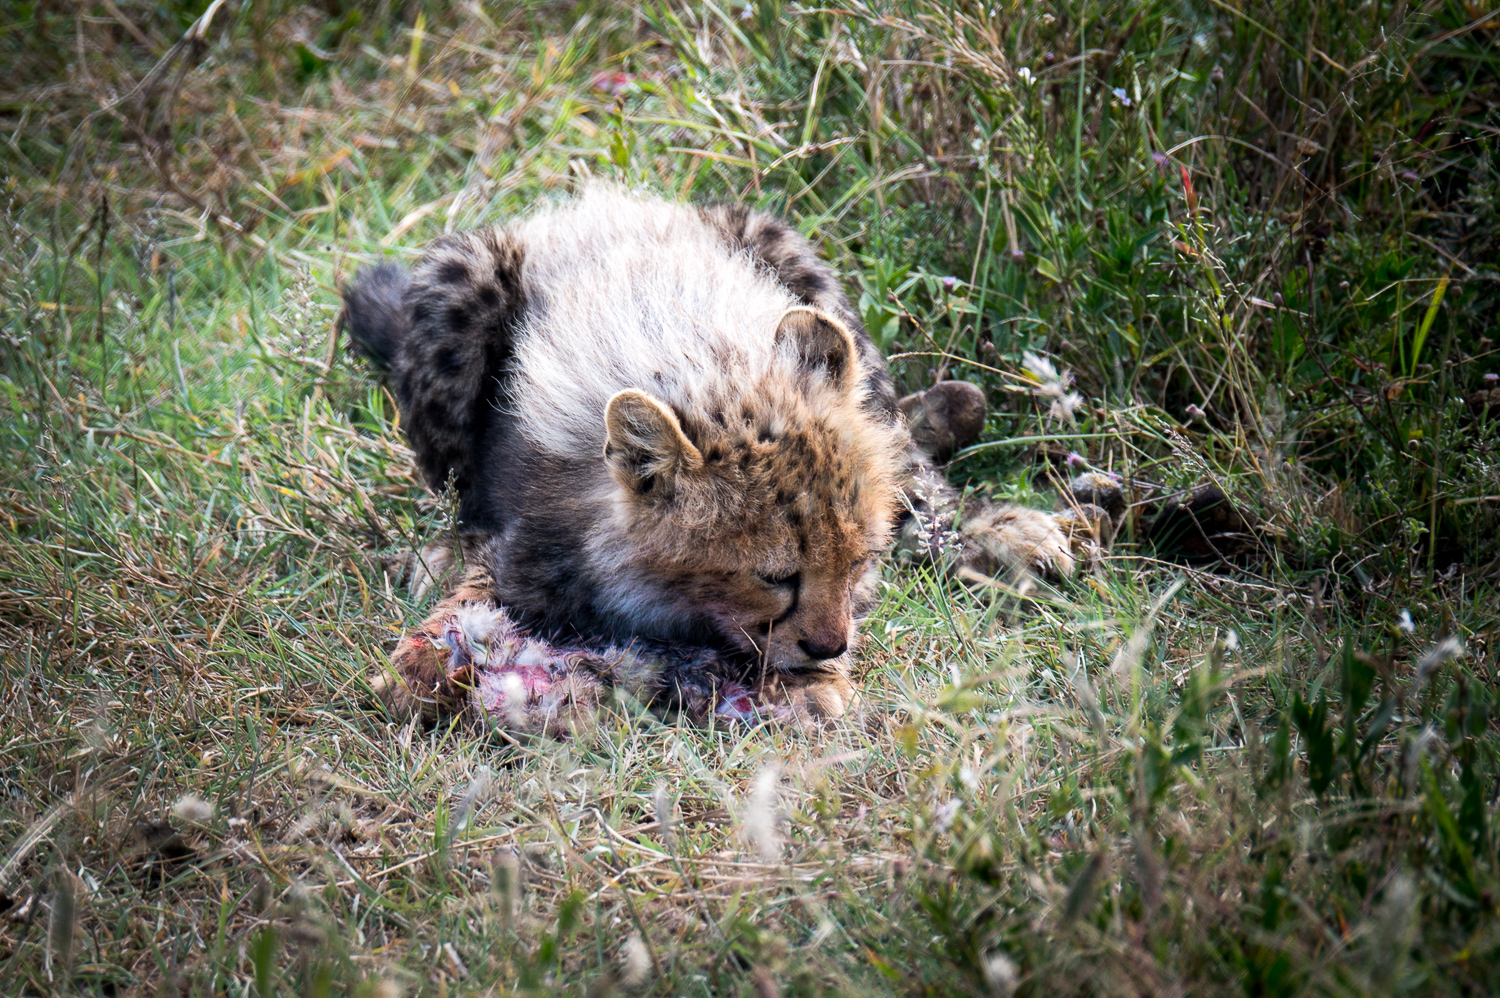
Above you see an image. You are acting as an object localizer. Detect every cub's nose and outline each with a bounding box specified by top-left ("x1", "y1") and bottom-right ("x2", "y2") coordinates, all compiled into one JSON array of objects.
[{"x1": 798, "y1": 637, "x2": 848, "y2": 661}]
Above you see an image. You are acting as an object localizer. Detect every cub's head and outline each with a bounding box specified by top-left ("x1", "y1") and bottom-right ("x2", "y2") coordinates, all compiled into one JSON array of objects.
[{"x1": 600, "y1": 308, "x2": 904, "y2": 672}]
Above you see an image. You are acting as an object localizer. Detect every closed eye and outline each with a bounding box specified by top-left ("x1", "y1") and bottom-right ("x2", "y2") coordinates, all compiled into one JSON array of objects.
[{"x1": 756, "y1": 570, "x2": 800, "y2": 589}]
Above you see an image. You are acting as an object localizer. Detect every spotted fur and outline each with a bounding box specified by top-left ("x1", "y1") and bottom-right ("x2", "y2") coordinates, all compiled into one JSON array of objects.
[{"x1": 345, "y1": 231, "x2": 527, "y2": 498}]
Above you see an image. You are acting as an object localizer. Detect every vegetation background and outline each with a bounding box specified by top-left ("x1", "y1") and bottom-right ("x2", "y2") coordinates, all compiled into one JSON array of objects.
[{"x1": 1, "y1": 0, "x2": 1498, "y2": 994}]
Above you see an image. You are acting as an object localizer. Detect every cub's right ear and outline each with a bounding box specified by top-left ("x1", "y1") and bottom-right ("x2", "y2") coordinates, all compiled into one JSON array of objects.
[
  {"x1": 774, "y1": 307, "x2": 860, "y2": 393},
  {"x1": 603, "y1": 390, "x2": 704, "y2": 497}
]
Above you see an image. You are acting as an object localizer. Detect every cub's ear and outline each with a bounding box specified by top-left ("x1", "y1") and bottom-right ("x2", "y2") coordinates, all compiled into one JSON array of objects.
[
  {"x1": 603, "y1": 389, "x2": 704, "y2": 496},
  {"x1": 774, "y1": 307, "x2": 860, "y2": 393}
]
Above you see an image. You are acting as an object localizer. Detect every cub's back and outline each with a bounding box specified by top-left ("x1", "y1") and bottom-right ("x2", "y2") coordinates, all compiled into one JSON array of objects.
[{"x1": 509, "y1": 188, "x2": 797, "y2": 464}]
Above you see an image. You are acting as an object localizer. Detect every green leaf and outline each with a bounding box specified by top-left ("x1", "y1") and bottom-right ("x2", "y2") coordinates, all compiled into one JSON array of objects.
[{"x1": 252, "y1": 926, "x2": 278, "y2": 998}]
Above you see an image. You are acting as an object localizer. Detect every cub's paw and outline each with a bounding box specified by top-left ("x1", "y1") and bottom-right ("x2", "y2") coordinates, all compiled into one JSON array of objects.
[
  {"x1": 756, "y1": 667, "x2": 859, "y2": 724},
  {"x1": 1053, "y1": 502, "x2": 1112, "y2": 566},
  {"x1": 693, "y1": 666, "x2": 857, "y2": 726},
  {"x1": 957, "y1": 503, "x2": 1076, "y2": 582}
]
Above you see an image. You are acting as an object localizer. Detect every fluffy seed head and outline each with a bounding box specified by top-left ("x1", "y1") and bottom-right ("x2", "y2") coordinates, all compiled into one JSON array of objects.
[
  {"x1": 619, "y1": 933, "x2": 651, "y2": 986},
  {"x1": 172, "y1": 794, "x2": 214, "y2": 825},
  {"x1": 742, "y1": 764, "x2": 783, "y2": 861}
]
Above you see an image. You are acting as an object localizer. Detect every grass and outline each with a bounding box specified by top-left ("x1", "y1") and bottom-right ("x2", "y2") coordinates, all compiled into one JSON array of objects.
[{"x1": 1, "y1": 0, "x2": 1497, "y2": 995}]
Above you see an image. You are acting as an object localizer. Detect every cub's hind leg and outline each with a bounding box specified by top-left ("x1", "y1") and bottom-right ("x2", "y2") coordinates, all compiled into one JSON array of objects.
[
  {"x1": 342, "y1": 229, "x2": 527, "y2": 503},
  {"x1": 894, "y1": 384, "x2": 1117, "y2": 583}
]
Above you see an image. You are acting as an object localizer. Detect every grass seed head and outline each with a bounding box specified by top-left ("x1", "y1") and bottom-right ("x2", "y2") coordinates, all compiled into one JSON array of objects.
[
  {"x1": 47, "y1": 867, "x2": 77, "y2": 982},
  {"x1": 982, "y1": 950, "x2": 1018, "y2": 997},
  {"x1": 171, "y1": 793, "x2": 214, "y2": 826},
  {"x1": 618, "y1": 933, "x2": 651, "y2": 987},
  {"x1": 1415, "y1": 636, "x2": 1463, "y2": 690},
  {"x1": 652, "y1": 785, "x2": 674, "y2": 844},
  {"x1": 743, "y1": 764, "x2": 783, "y2": 862}
]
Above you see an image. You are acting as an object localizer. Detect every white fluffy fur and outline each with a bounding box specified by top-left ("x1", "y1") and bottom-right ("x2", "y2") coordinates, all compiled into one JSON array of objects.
[{"x1": 508, "y1": 185, "x2": 801, "y2": 458}]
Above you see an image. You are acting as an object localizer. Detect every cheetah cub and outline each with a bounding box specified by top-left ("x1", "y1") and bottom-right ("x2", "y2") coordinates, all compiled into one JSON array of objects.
[{"x1": 343, "y1": 186, "x2": 1106, "y2": 732}]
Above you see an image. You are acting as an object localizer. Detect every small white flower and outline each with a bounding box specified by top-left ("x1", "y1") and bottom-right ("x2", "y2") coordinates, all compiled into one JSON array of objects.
[
  {"x1": 1222, "y1": 629, "x2": 1239, "y2": 652},
  {"x1": 1112, "y1": 87, "x2": 1131, "y2": 106},
  {"x1": 1016, "y1": 66, "x2": 1034, "y2": 85},
  {"x1": 1397, "y1": 609, "x2": 1415, "y2": 633}
]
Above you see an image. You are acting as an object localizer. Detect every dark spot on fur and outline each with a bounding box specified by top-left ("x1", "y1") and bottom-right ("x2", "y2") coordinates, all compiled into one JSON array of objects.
[
  {"x1": 448, "y1": 306, "x2": 472, "y2": 333},
  {"x1": 477, "y1": 285, "x2": 499, "y2": 308},
  {"x1": 412, "y1": 301, "x2": 431, "y2": 324},
  {"x1": 437, "y1": 260, "x2": 469, "y2": 284},
  {"x1": 434, "y1": 348, "x2": 463, "y2": 377},
  {"x1": 800, "y1": 271, "x2": 827, "y2": 295}
]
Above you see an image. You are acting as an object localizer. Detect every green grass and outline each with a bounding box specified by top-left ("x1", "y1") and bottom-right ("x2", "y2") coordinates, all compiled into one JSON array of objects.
[{"x1": 1, "y1": 1, "x2": 1497, "y2": 995}]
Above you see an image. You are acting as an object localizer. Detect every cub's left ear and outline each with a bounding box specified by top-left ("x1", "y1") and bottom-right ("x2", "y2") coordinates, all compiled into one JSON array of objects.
[
  {"x1": 603, "y1": 389, "x2": 704, "y2": 498},
  {"x1": 774, "y1": 307, "x2": 860, "y2": 393}
]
